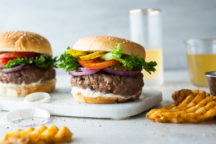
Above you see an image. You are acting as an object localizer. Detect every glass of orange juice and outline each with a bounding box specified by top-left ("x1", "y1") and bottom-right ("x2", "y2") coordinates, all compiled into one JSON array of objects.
[
  {"x1": 186, "y1": 39, "x2": 216, "y2": 87},
  {"x1": 130, "y1": 9, "x2": 163, "y2": 85}
]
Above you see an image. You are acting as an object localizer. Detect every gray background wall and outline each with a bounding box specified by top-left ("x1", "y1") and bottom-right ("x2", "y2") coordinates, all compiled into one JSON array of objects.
[{"x1": 0, "y1": 0, "x2": 215, "y2": 70}]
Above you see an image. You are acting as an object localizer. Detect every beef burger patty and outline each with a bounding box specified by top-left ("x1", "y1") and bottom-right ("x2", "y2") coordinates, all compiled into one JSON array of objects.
[
  {"x1": 0, "y1": 66, "x2": 55, "y2": 84},
  {"x1": 70, "y1": 72, "x2": 144, "y2": 97}
]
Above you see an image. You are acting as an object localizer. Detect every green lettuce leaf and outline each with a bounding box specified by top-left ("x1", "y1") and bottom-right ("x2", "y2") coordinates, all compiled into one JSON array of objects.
[
  {"x1": 3, "y1": 55, "x2": 58, "y2": 69},
  {"x1": 59, "y1": 44, "x2": 157, "y2": 74},
  {"x1": 58, "y1": 52, "x2": 80, "y2": 72},
  {"x1": 102, "y1": 43, "x2": 157, "y2": 74}
]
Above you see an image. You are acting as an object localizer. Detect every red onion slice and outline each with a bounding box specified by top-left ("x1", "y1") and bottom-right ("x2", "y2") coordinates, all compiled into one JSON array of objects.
[
  {"x1": 24, "y1": 92, "x2": 51, "y2": 103},
  {"x1": 77, "y1": 67, "x2": 100, "y2": 72},
  {"x1": 69, "y1": 68, "x2": 100, "y2": 76},
  {"x1": 1, "y1": 64, "x2": 28, "y2": 73},
  {"x1": 1, "y1": 108, "x2": 50, "y2": 127},
  {"x1": 103, "y1": 68, "x2": 139, "y2": 76}
]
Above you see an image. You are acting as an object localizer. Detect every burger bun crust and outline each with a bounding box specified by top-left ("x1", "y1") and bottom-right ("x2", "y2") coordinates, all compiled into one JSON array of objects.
[
  {"x1": 72, "y1": 88, "x2": 141, "y2": 104},
  {"x1": 0, "y1": 79, "x2": 56, "y2": 97},
  {"x1": 0, "y1": 31, "x2": 52, "y2": 55}
]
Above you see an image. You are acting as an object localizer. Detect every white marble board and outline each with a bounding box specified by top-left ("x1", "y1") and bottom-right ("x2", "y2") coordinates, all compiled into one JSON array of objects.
[{"x1": 0, "y1": 75, "x2": 162, "y2": 119}]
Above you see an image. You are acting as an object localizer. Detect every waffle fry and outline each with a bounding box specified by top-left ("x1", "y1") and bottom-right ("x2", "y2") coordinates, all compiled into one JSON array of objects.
[
  {"x1": 146, "y1": 89, "x2": 216, "y2": 123},
  {"x1": 0, "y1": 125, "x2": 73, "y2": 144}
]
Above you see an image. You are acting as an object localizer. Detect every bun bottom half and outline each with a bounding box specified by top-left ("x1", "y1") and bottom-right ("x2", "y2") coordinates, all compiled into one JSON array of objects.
[
  {"x1": 0, "y1": 79, "x2": 56, "y2": 97},
  {"x1": 72, "y1": 87, "x2": 141, "y2": 104}
]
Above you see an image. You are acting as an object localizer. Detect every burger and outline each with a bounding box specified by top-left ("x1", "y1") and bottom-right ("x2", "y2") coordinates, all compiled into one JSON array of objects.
[
  {"x1": 59, "y1": 36, "x2": 156, "y2": 104},
  {"x1": 0, "y1": 31, "x2": 57, "y2": 97}
]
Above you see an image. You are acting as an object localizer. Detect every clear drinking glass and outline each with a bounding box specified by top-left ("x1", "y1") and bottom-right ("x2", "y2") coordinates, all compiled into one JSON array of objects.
[
  {"x1": 129, "y1": 9, "x2": 163, "y2": 85},
  {"x1": 185, "y1": 39, "x2": 216, "y2": 87}
]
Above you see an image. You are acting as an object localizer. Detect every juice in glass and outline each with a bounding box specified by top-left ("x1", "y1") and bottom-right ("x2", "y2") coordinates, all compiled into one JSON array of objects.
[
  {"x1": 130, "y1": 9, "x2": 163, "y2": 85},
  {"x1": 142, "y1": 48, "x2": 163, "y2": 84},
  {"x1": 188, "y1": 53, "x2": 216, "y2": 86}
]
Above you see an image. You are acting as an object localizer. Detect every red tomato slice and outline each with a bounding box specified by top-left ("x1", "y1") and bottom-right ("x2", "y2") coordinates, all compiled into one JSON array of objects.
[
  {"x1": 0, "y1": 52, "x2": 38, "y2": 58},
  {"x1": 78, "y1": 59, "x2": 119, "y2": 69},
  {"x1": 0, "y1": 52, "x2": 39, "y2": 66},
  {"x1": 0, "y1": 57, "x2": 14, "y2": 66}
]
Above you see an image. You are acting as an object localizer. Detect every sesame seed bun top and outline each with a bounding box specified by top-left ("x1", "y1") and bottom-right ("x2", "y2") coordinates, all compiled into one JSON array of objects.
[{"x1": 0, "y1": 31, "x2": 52, "y2": 55}]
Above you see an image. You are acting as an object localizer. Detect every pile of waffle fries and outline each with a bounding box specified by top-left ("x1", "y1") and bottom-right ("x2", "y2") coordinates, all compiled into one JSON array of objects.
[
  {"x1": 0, "y1": 125, "x2": 73, "y2": 144},
  {"x1": 146, "y1": 89, "x2": 216, "y2": 123}
]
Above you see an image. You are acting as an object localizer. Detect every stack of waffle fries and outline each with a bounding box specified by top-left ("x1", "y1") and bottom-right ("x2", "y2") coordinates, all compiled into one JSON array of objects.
[
  {"x1": 0, "y1": 125, "x2": 73, "y2": 144},
  {"x1": 146, "y1": 89, "x2": 216, "y2": 123}
]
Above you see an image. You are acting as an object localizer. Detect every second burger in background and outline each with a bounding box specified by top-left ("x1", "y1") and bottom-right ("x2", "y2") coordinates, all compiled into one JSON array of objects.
[
  {"x1": 59, "y1": 36, "x2": 157, "y2": 104},
  {"x1": 0, "y1": 31, "x2": 57, "y2": 97}
]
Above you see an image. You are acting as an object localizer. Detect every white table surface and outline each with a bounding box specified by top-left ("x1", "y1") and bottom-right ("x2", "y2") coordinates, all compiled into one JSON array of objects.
[{"x1": 0, "y1": 70, "x2": 215, "y2": 144}]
